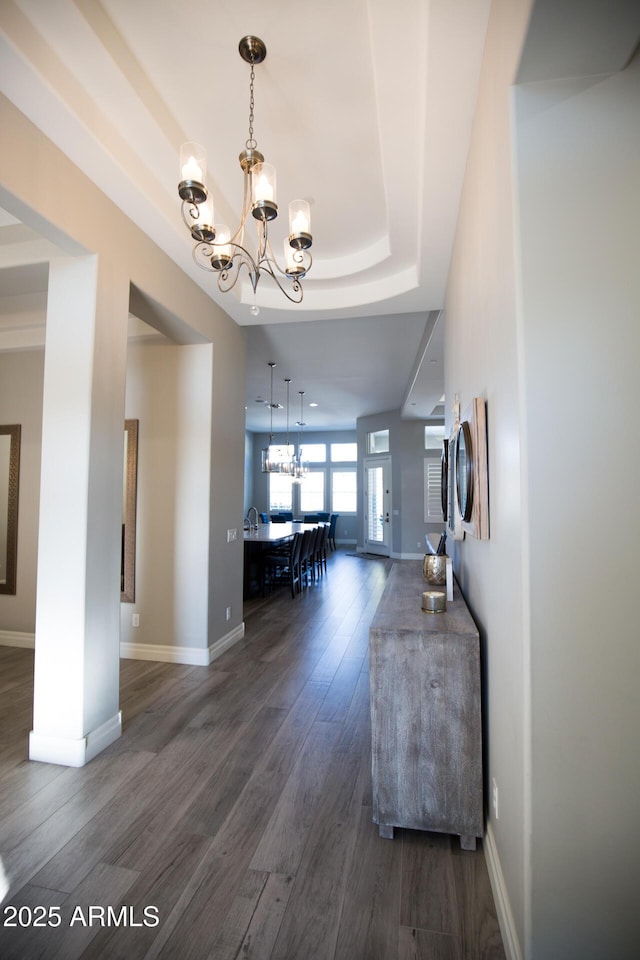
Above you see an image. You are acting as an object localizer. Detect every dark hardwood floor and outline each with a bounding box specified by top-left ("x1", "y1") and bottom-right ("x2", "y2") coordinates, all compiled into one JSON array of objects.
[{"x1": 0, "y1": 549, "x2": 505, "y2": 960}]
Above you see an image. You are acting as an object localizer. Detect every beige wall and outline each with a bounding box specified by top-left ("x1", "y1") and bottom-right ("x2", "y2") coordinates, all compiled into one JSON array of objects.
[
  {"x1": 0, "y1": 350, "x2": 44, "y2": 633},
  {"x1": 120, "y1": 343, "x2": 216, "y2": 655},
  {"x1": 0, "y1": 93, "x2": 246, "y2": 662}
]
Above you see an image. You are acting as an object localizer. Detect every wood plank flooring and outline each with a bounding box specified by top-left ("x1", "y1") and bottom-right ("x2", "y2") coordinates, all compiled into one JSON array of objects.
[{"x1": 0, "y1": 549, "x2": 505, "y2": 960}]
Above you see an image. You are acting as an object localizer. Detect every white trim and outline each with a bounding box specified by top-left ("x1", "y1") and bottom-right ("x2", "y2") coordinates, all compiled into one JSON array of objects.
[
  {"x1": 120, "y1": 623, "x2": 245, "y2": 666},
  {"x1": 0, "y1": 629, "x2": 35, "y2": 648},
  {"x1": 484, "y1": 821, "x2": 523, "y2": 960},
  {"x1": 208, "y1": 624, "x2": 245, "y2": 663},
  {"x1": 29, "y1": 710, "x2": 122, "y2": 767}
]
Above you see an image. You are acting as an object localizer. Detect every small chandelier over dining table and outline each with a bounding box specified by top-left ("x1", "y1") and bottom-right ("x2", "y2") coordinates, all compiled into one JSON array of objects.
[
  {"x1": 261, "y1": 362, "x2": 295, "y2": 474},
  {"x1": 178, "y1": 35, "x2": 313, "y2": 313}
]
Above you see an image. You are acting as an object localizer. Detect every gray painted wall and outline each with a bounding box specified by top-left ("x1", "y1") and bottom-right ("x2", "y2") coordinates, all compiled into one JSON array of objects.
[
  {"x1": 515, "y1": 47, "x2": 640, "y2": 960},
  {"x1": 444, "y1": 1, "x2": 640, "y2": 957},
  {"x1": 356, "y1": 410, "x2": 446, "y2": 558}
]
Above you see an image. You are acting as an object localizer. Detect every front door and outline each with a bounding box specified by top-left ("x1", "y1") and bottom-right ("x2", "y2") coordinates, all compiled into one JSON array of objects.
[{"x1": 364, "y1": 458, "x2": 391, "y2": 556}]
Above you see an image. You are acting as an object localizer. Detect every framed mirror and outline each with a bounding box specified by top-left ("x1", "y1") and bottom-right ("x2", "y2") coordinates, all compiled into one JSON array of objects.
[
  {"x1": 121, "y1": 419, "x2": 139, "y2": 602},
  {"x1": 455, "y1": 419, "x2": 474, "y2": 523},
  {"x1": 0, "y1": 425, "x2": 21, "y2": 596},
  {"x1": 440, "y1": 438, "x2": 449, "y2": 520}
]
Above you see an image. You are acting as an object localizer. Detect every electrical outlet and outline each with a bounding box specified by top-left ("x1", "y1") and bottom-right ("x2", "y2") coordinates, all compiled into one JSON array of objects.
[
  {"x1": 225, "y1": 606, "x2": 232, "y2": 621},
  {"x1": 492, "y1": 777, "x2": 499, "y2": 819},
  {"x1": 132, "y1": 614, "x2": 140, "y2": 627},
  {"x1": 226, "y1": 528, "x2": 237, "y2": 542}
]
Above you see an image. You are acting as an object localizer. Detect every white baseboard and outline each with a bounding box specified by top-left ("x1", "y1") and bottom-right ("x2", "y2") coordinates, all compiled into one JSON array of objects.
[
  {"x1": 120, "y1": 623, "x2": 245, "y2": 666},
  {"x1": 484, "y1": 821, "x2": 523, "y2": 960},
  {"x1": 0, "y1": 625, "x2": 246, "y2": 667},
  {"x1": 0, "y1": 629, "x2": 35, "y2": 649},
  {"x1": 29, "y1": 710, "x2": 122, "y2": 767},
  {"x1": 207, "y1": 623, "x2": 245, "y2": 663}
]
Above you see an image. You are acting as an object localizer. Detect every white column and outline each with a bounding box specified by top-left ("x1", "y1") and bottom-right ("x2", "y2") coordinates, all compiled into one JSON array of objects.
[{"x1": 29, "y1": 255, "x2": 129, "y2": 766}]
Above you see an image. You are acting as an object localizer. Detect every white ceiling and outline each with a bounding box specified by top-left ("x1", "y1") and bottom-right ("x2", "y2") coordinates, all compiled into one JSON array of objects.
[{"x1": 0, "y1": 0, "x2": 494, "y2": 429}]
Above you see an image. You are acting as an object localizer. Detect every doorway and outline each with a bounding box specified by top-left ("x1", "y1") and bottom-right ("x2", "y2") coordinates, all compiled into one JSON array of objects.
[{"x1": 364, "y1": 457, "x2": 391, "y2": 556}]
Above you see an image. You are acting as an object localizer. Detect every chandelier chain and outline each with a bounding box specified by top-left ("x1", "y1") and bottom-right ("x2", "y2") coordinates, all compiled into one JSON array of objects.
[{"x1": 246, "y1": 60, "x2": 257, "y2": 151}]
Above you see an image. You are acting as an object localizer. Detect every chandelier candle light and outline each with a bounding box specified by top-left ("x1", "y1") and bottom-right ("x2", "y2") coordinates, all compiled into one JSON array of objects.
[{"x1": 178, "y1": 36, "x2": 313, "y2": 312}]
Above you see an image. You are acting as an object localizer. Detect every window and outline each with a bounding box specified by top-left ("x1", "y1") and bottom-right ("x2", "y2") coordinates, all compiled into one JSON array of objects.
[
  {"x1": 367, "y1": 429, "x2": 389, "y2": 454},
  {"x1": 425, "y1": 424, "x2": 445, "y2": 450},
  {"x1": 332, "y1": 470, "x2": 357, "y2": 513},
  {"x1": 331, "y1": 442, "x2": 357, "y2": 462},
  {"x1": 301, "y1": 443, "x2": 326, "y2": 463},
  {"x1": 424, "y1": 459, "x2": 443, "y2": 521},
  {"x1": 269, "y1": 473, "x2": 293, "y2": 512},
  {"x1": 300, "y1": 471, "x2": 325, "y2": 513}
]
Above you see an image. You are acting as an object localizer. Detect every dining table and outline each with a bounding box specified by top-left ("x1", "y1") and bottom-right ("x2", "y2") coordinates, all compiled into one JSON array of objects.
[{"x1": 243, "y1": 522, "x2": 321, "y2": 598}]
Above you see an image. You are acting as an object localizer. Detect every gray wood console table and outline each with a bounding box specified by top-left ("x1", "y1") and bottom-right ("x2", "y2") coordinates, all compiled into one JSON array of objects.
[{"x1": 369, "y1": 561, "x2": 483, "y2": 850}]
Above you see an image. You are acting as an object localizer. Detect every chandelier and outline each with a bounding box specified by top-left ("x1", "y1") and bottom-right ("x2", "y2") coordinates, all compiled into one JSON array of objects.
[
  {"x1": 261, "y1": 363, "x2": 295, "y2": 474},
  {"x1": 178, "y1": 36, "x2": 313, "y2": 313}
]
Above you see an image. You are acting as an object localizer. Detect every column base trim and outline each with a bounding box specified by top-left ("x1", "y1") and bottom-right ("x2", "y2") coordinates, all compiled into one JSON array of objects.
[{"x1": 29, "y1": 710, "x2": 122, "y2": 768}]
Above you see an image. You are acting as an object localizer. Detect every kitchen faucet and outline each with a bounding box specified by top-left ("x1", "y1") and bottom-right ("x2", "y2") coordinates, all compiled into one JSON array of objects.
[{"x1": 246, "y1": 506, "x2": 259, "y2": 531}]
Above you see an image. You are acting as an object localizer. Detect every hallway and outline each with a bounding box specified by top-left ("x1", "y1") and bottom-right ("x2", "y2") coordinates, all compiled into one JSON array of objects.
[{"x1": 0, "y1": 550, "x2": 504, "y2": 959}]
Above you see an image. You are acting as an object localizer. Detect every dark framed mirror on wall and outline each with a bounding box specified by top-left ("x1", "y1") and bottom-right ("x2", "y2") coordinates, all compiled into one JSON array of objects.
[
  {"x1": 0, "y1": 424, "x2": 21, "y2": 596},
  {"x1": 455, "y1": 419, "x2": 474, "y2": 523},
  {"x1": 121, "y1": 419, "x2": 139, "y2": 602}
]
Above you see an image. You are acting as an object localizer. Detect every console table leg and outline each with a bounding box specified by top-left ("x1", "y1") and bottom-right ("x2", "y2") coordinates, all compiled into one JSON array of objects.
[
  {"x1": 379, "y1": 824, "x2": 394, "y2": 839},
  {"x1": 460, "y1": 835, "x2": 477, "y2": 851}
]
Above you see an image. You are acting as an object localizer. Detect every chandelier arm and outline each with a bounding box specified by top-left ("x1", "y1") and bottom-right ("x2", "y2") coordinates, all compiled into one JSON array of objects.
[
  {"x1": 254, "y1": 216, "x2": 269, "y2": 262},
  {"x1": 262, "y1": 238, "x2": 313, "y2": 281},
  {"x1": 228, "y1": 170, "x2": 253, "y2": 247},
  {"x1": 181, "y1": 199, "x2": 203, "y2": 230},
  {"x1": 253, "y1": 258, "x2": 304, "y2": 303},
  {"x1": 191, "y1": 237, "x2": 259, "y2": 279},
  {"x1": 217, "y1": 257, "x2": 258, "y2": 295}
]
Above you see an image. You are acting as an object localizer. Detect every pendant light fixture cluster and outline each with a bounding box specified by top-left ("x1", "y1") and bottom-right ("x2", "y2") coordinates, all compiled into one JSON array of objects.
[
  {"x1": 178, "y1": 36, "x2": 313, "y2": 314},
  {"x1": 261, "y1": 362, "x2": 309, "y2": 478}
]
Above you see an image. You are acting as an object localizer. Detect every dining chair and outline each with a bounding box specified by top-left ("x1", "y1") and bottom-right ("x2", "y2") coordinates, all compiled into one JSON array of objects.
[
  {"x1": 328, "y1": 514, "x2": 339, "y2": 550},
  {"x1": 299, "y1": 528, "x2": 316, "y2": 588},
  {"x1": 314, "y1": 523, "x2": 329, "y2": 577},
  {"x1": 263, "y1": 532, "x2": 302, "y2": 598}
]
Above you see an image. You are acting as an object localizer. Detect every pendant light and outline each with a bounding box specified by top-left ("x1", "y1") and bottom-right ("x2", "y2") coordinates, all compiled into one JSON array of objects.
[
  {"x1": 292, "y1": 390, "x2": 309, "y2": 482},
  {"x1": 261, "y1": 363, "x2": 294, "y2": 473}
]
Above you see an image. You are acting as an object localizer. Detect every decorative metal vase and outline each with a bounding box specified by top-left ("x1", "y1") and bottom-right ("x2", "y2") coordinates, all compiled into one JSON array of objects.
[{"x1": 423, "y1": 554, "x2": 447, "y2": 585}]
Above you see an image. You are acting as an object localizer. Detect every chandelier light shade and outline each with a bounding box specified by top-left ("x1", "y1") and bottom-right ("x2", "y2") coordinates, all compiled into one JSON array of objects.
[{"x1": 178, "y1": 36, "x2": 313, "y2": 311}]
